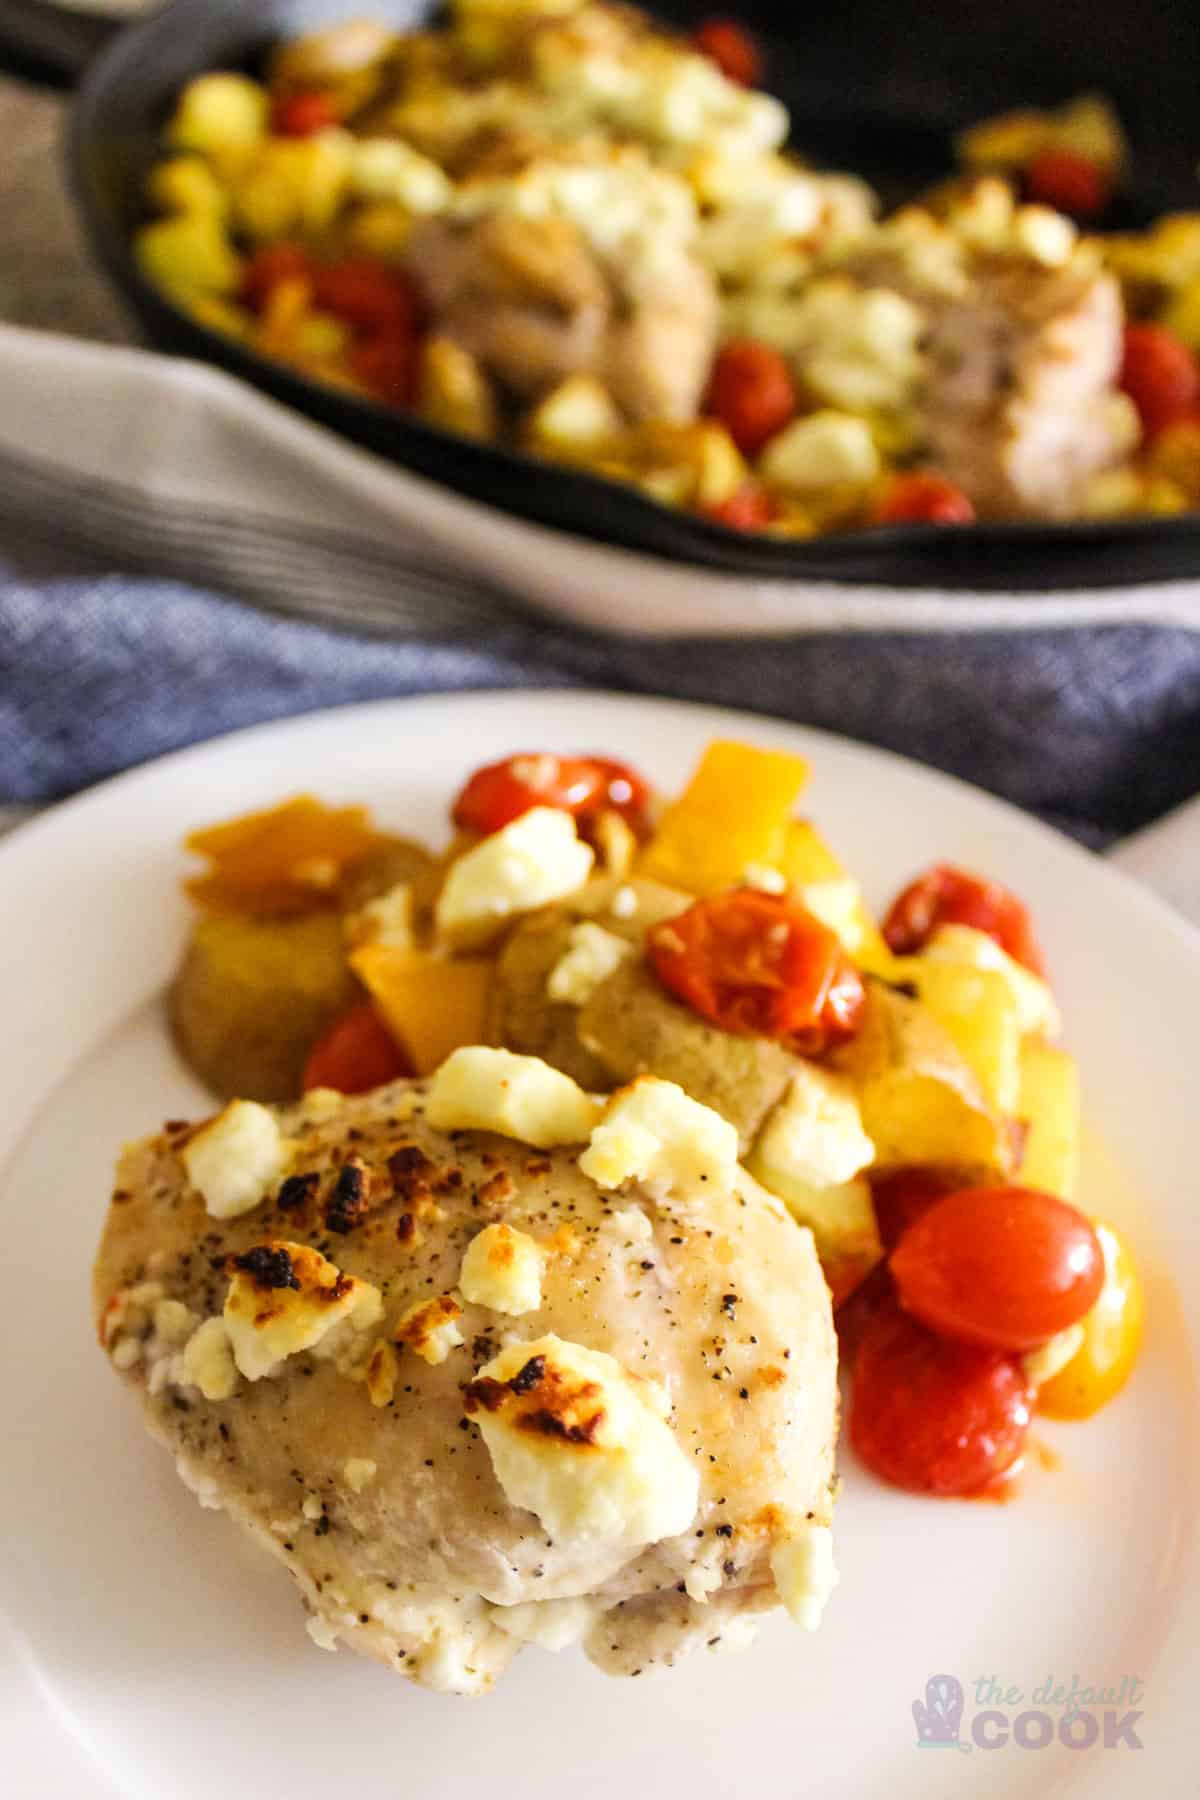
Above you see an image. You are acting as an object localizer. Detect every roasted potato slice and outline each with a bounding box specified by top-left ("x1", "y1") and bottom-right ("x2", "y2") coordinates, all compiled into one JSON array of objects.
[
  {"x1": 486, "y1": 911, "x2": 615, "y2": 1090},
  {"x1": 170, "y1": 912, "x2": 357, "y2": 1102}
]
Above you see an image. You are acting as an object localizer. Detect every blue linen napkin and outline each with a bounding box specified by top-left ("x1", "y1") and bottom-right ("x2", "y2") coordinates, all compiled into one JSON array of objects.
[{"x1": 3, "y1": 570, "x2": 1200, "y2": 845}]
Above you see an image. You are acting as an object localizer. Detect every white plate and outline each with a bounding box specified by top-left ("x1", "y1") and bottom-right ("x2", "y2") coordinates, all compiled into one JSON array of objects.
[{"x1": 0, "y1": 690, "x2": 1197, "y2": 1800}]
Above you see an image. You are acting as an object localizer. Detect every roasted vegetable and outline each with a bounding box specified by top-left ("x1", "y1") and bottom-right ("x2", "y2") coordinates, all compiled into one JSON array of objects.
[
  {"x1": 349, "y1": 945, "x2": 492, "y2": 1075},
  {"x1": 484, "y1": 911, "x2": 616, "y2": 1090},
  {"x1": 638, "y1": 739, "x2": 809, "y2": 894}
]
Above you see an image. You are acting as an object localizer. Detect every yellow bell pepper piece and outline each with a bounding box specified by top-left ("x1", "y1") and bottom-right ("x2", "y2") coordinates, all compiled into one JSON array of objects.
[
  {"x1": 777, "y1": 820, "x2": 897, "y2": 975},
  {"x1": 1037, "y1": 1222, "x2": 1144, "y2": 1418},
  {"x1": 1016, "y1": 1038, "x2": 1080, "y2": 1199},
  {"x1": 638, "y1": 740, "x2": 809, "y2": 894},
  {"x1": 904, "y1": 959, "x2": 1023, "y2": 1116},
  {"x1": 350, "y1": 945, "x2": 492, "y2": 1075},
  {"x1": 184, "y1": 795, "x2": 383, "y2": 914}
]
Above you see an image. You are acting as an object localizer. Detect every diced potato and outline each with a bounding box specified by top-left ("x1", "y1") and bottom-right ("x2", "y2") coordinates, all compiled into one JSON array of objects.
[
  {"x1": 758, "y1": 411, "x2": 881, "y2": 494},
  {"x1": 343, "y1": 201, "x2": 415, "y2": 262},
  {"x1": 1016, "y1": 1038, "x2": 1080, "y2": 1199},
  {"x1": 485, "y1": 911, "x2": 619, "y2": 1090},
  {"x1": 638, "y1": 739, "x2": 809, "y2": 894},
  {"x1": 693, "y1": 424, "x2": 749, "y2": 508},
  {"x1": 417, "y1": 337, "x2": 499, "y2": 442},
  {"x1": 523, "y1": 376, "x2": 625, "y2": 458},
  {"x1": 170, "y1": 912, "x2": 357, "y2": 1102},
  {"x1": 231, "y1": 131, "x2": 355, "y2": 242},
  {"x1": 756, "y1": 1169, "x2": 881, "y2": 1308},
  {"x1": 135, "y1": 213, "x2": 243, "y2": 299},
  {"x1": 146, "y1": 156, "x2": 229, "y2": 219},
  {"x1": 167, "y1": 73, "x2": 269, "y2": 161},
  {"x1": 350, "y1": 138, "x2": 451, "y2": 212},
  {"x1": 904, "y1": 958, "x2": 1022, "y2": 1116},
  {"x1": 832, "y1": 984, "x2": 1013, "y2": 1176},
  {"x1": 350, "y1": 945, "x2": 492, "y2": 1076}
]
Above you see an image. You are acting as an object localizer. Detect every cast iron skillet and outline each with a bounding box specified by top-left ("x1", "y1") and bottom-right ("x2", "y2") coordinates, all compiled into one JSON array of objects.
[{"x1": 4, "y1": 0, "x2": 1200, "y2": 588}]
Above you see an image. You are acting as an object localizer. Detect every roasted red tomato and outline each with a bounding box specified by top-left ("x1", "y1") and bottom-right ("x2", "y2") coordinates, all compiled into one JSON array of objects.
[
  {"x1": 349, "y1": 333, "x2": 417, "y2": 408},
  {"x1": 647, "y1": 888, "x2": 866, "y2": 1053},
  {"x1": 870, "y1": 1167, "x2": 963, "y2": 1251},
  {"x1": 240, "y1": 242, "x2": 312, "y2": 310},
  {"x1": 1024, "y1": 147, "x2": 1113, "y2": 219},
  {"x1": 705, "y1": 340, "x2": 797, "y2": 455},
  {"x1": 872, "y1": 472, "x2": 976, "y2": 526},
  {"x1": 1119, "y1": 322, "x2": 1200, "y2": 439},
  {"x1": 882, "y1": 862, "x2": 1046, "y2": 976},
  {"x1": 691, "y1": 18, "x2": 762, "y2": 86},
  {"x1": 270, "y1": 90, "x2": 340, "y2": 136},
  {"x1": 310, "y1": 259, "x2": 422, "y2": 335},
  {"x1": 850, "y1": 1298, "x2": 1033, "y2": 1496},
  {"x1": 891, "y1": 1185, "x2": 1105, "y2": 1351},
  {"x1": 702, "y1": 484, "x2": 775, "y2": 531},
  {"x1": 302, "y1": 1001, "x2": 413, "y2": 1095},
  {"x1": 452, "y1": 752, "x2": 653, "y2": 840}
]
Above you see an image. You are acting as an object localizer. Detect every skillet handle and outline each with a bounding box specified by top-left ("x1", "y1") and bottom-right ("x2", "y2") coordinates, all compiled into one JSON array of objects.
[{"x1": 0, "y1": 0, "x2": 126, "y2": 87}]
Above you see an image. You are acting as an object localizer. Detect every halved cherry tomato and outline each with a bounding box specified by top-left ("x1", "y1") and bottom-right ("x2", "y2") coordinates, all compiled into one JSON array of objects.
[
  {"x1": 891, "y1": 1185, "x2": 1106, "y2": 1352},
  {"x1": 870, "y1": 1167, "x2": 962, "y2": 1251},
  {"x1": 302, "y1": 1001, "x2": 414, "y2": 1095},
  {"x1": 241, "y1": 242, "x2": 312, "y2": 311},
  {"x1": 871, "y1": 472, "x2": 976, "y2": 526},
  {"x1": 646, "y1": 887, "x2": 866, "y2": 1053},
  {"x1": 1037, "y1": 1221, "x2": 1144, "y2": 1418},
  {"x1": 310, "y1": 259, "x2": 422, "y2": 335},
  {"x1": 1119, "y1": 322, "x2": 1200, "y2": 440},
  {"x1": 270, "y1": 90, "x2": 340, "y2": 136},
  {"x1": 691, "y1": 18, "x2": 762, "y2": 86},
  {"x1": 882, "y1": 862, "x2": 1046, "y2": 977},
  {"x1": 703, "y1": 484, "x2": 775, "y2": 531},
  {"x1": 705, "y1": 340, "x2": 797, "y2": 456},
  {"x1": 850, "y1": 1297, "x2": 1033, "y2": 1496},
  {"x1": 451, "y1": 753, "x2": 653, "y2": 840},
  {"x1": 1024, "y1": 147, "x2": 1113, "y2": 219},
  {"x1": 350, "y1": 333, "x2": 417, "y2": 408}
]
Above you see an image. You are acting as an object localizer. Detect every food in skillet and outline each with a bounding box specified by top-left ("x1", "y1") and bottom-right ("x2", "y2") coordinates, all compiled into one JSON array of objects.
[
  {"x1": 132, "y1": 2, "x2": 1200, "y2": 536},
  {"x1": 96, "y1": 739, "x2": 1143, "y2": 1686}
]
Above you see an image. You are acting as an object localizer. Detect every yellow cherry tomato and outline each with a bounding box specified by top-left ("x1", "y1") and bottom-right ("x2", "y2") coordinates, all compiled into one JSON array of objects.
[{"x1": 1037, "y1": 1222, "x2": 1144, "y2": 1419}]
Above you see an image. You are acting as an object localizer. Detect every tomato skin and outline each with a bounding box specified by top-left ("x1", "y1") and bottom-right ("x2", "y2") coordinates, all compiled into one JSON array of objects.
[
  {"x1": 1037, "y1": 1221, "x2": 1144, "y2": 1419},
  {"x1": 850, "y1": 1298, "x2": 1033, "y2": 1496},
  {"x1": 706, "y1": 340, "x2": 797, "y2": 455},
  {"x1": 647, "y1": 887, "x2": 866, "y2": 1053},
  {"x1": 1120, "y1": 323, "x2": 1200, "y2": 440},
  {"x1": 349, "y1": 333, "x2": 417, "y2": 407},
  {"x1": 870, "y1": 1167, "x2": 962, "y2": 1251},
  {"x1": 270, "y1": 91, "x2": 340, "y2": 136},
  {"x1": 882, "y1": 862, "x2": 1046, "y2": 977},
  {"x1": 691, "y1": 18, "x2": 762, "y2": 86},
  {"x1": 891, "y1": 1185, "x2": 1106, "y2": 1352},
  {"x1": 310, "y1": 260, "x2": 421, "y2": 335},
  {"x1": 703, "y1": 484, "x2": 775, "y2": 531},
  {"x1": 1024, "y1": 147, "x2": 1113, "y2": 219},
  {"x1": 302, "y1": 1002, "x2": 413, "y2": 1095},
  {"x1": 872, "y1": 472, "x2": 976, "y2": 526},
  {"x1": 451, "y1": 752, "x2": 653, "y2": 840},
  {"x1": 241, "y1": 242, "x2": 312, "y2": 310}
]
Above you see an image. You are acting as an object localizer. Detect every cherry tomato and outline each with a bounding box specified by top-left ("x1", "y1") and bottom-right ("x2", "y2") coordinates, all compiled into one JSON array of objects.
[
  {"x1": 270, "y1": 90, "x2": 340, "y2": 136},
  {"x1": 691, "y1": 18, "x2": 762, "y2": 86},
  {"x1": 1025, "y1": 147, "x2": 1113, "y2": 220},
  {"x1": 647, "y1": 888, "x2": 866, "y2": 1054},
  {"x1": 1119, "y1": 322, "x2": 1200, "y2": 440},
  {"x1": 891, "y1": 1185, "x2": 1106, "y2": 1352},
  {"x1": 240, "y1": 242, "x2": 312, "y2": 311},
  {"x1": 451, "y1": 752, "x2": 653, "y2": 840},
  {"x1": 870, "y1": 1167, "x2": 962, "y2": 1251},
  {"x1": 882, "y1": 862, "x2": 1046, "y2": 977},
  {"x1": 850, "y1": 1297, "x2": 1033, "y2": 1496},
  {"x1": 705, "y1": 340, "x2": 797, "y2": 456},
  {"x1": 872, "y1": 472, "x2": 976, "y2": 526},
  {"x1": 302, "y1": 1001, "x2": 413, "y2": 1095},
  {"x1": 350, "y1": 333, "x2": 417, "y2": 408},
  {"x1": 702, "y1": 484, "x2": 775, "y2": 531},
  {"x1": 310, "y1": 260, "x2": 421, "y2": 335},
  {"x1": 1037, "y1": 1221, "x2": 1144, "y2": 1418}
]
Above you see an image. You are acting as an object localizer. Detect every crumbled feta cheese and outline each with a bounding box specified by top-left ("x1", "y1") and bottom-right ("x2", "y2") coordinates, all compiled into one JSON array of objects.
[
  {"x1": 546, "y1": 921, "x2": 633, "y2": 1005},
  {"x1": 1022, "y1": 1323, "x2": 1086, "y2": 1387},
  {"x1": 393, "y1": 1292, "x2": 465, "y2": 1364},
  {"x1": 435, "y1": 807, "x2": 594, "y2": 948},
  {"x1": 306, "y1": 1614, "x2": 341, "y2": 1652},
  {"x1": 459, "y1": 1223, "x2": 545, "y2": 1315},
  {"x1": 788, "y1": 280, "x2": 924, "y2": 416},
  {"x1": 223, "y1": 1241, "x2": 382, "y2": 1381},
  {"x1": 770, "y1": 1522, "x2": 839, "y2": 1631},
  {"x1": 181, "y1": 1099, "x2": 286, "y2": 1220},
  {"x1": 343, "y1": 881, "x2": 414, "y2": 952},
  {"x1": 742, "y1": 862, "x2": 787, "y2": 894},
  {"x1": 427, "y1": 1046, "x2": 602, "y2": 1147},
  {"x1": 489, "y1": 1596, "x2": 597, "y2": 1650},
  {"x1": 111, "y1": 1337, "x2": 143, "y2": 1371},
  {"x1": 758, "y1": 411, "x2": 881, "y2": 493},
  {"x1": 153, "y1": 1298, "x2": 197, "y2": 1346},
  {"x1": 181, "y1": 1315, "x2": 238, "y2": 1400},
  {"x1": 923, "y1": 923, "x2": 1061, "y2": 1038},
  {"x1": 580, "y1": 1077, "x2": 739, "y2": 1202},
  {"x1": 795, "y1": 876, "x2": 868, "y2": 954},
  {"x1": 610, "y1": 884, "x2": 638, "y2": 920},
  {"x1": 350, "y1": 137, "x2": 451, "y2": 212},
  {"x1": 1012, "y1": 204, "x2": 1077, "y2": 266},
  {"x1": 750, "y1": 1065, "x2": 875, "y2": 1194},
  {"x1": 466, "y1": 1334, "x2": 699, "y2": 1545},
  {"x1": 343, "y1": 1457, "x2": 378, "y2": 1494}
]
